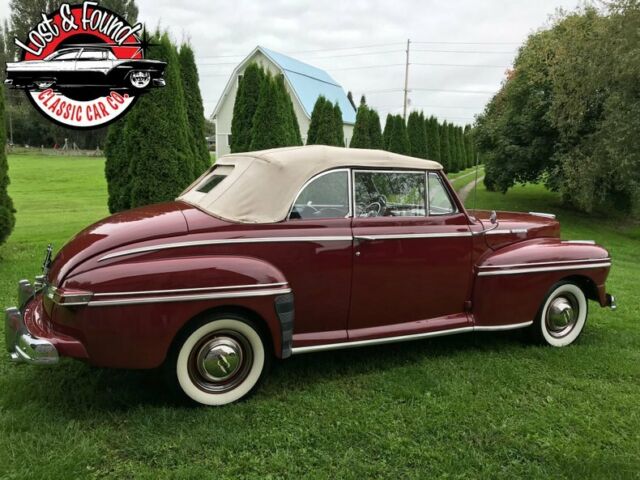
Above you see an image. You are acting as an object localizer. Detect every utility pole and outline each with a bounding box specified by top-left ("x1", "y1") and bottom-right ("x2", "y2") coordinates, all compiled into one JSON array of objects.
[{"x1": 402, "y1": 38, "x2": 410, "y2": 121}]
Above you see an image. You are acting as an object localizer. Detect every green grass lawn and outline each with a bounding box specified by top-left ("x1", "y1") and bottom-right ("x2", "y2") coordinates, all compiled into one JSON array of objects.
[{"x1": 1, "y1": 155, "x2": 638, "y2": 479}]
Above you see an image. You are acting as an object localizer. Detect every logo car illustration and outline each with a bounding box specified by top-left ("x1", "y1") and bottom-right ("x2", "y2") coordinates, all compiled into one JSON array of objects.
[{"x1": 5, "y1": 46, "x2": 166, "y2": 93}]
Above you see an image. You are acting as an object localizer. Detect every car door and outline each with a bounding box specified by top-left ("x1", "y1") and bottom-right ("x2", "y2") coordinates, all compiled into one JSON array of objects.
[
  {"x1": 251, "y1": 169, "x2": 354, "y2": 348},
  {"x1": 348, "y1": 169, "x2": 473, "y2": 340},
  {"x1": 75, "y1": 48, "x2": 112, "y2": 84}
]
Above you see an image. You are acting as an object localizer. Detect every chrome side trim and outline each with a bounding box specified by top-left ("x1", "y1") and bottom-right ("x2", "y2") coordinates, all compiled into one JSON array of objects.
[
  {"x1": 562, "y1": 240, "x2": 596, "y2": 245},
  {"x1": 87, "y1": 287, "x2": 292, "y2": 307},
  {"x1": 354, "y1": 231, "x2": 472, "y2": 241},
  {"x1": 477, "y1": 262, "x2": 611, "y2": 277},
  {"x1": 486, "y1": 228, "x2": 528, "y2": 235},
  {"x1": 99, "y1": 236, "x2": 354, "y2": 262},
  {"x1": 92, "y1": 282, "x2": 289, "y2": 297},
  {"x1": 291, "y1": 326, "x2": 474, "y2": 354},
  {"x1": 529, "y1": 211, "x2": 556, "y2": 219},
  {"x1": 478, "y1": 258, "x2": 611, "y2": 270},
  {"x1": 474, "y1": 320, "x2": 533, "y2": 331},
  {"x1": 291, "y1": 320, "x2": 535, "y2": 355}
]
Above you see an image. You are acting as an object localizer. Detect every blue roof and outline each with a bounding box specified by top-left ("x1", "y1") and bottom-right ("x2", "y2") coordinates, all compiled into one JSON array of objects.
[{"x1": 259, "y1": 46, "x2": 356, "y2": 124}]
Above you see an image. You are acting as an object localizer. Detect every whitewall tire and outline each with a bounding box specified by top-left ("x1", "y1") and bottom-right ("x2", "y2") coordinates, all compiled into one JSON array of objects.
[
  {"x1": 533, "y1": 282, "x2": 588, "y2": 347},
  {"x1": 168, "y1": 315, "x2": 269, "y2": 406}
]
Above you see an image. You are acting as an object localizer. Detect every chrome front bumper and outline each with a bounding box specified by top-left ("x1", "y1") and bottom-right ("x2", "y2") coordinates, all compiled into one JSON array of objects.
[{"x1": 5, "y1": 279, "x2": 59, "y2": 365}]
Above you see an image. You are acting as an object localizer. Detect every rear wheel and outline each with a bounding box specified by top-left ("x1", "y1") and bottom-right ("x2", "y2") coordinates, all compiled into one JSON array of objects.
[
  {"x1": 166, "y1": 314, "x2": 270, "y2": 405},
  {"x1": 531, "y1": 281, "x2": 588, "y2": 347}
]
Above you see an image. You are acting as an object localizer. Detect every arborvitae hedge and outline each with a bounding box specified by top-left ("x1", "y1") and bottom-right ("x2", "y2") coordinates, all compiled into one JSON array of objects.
[
  {"x1": 127, "y1": 33, "x2": 194, "y2": 207},
  {"x1": 333, "y1": 103, "x2": 344, "y2": 147},
  {"x1": 104, "y1": 119, "x2": 131, "y2": 213},
  {"x1": 350, "y1": 102, "x2": 370, "y2": 148},
  {"x1": 383, "y1": 114, "x2": 393, "y2": 149},
  {"x1": 387, "y1": 115, "x2": 410, "y2": 155},
  {"x1": 407, "y1": 111, "x2": 427, "y2": 159},
  {"x1": 231, "y1": 63, "x2": 265, "y2": 153},
  {"x1": 439, "y1": 121, "x2": 451, "y2": 171},
  {"x1": 179, "y1": 43, "x2": 211, "y2": 176},
  {"x1": 0, "y1": 80, "x2": 15, "y2": 246},
  {"x1": 368, "y1": 109, "x2": 383, "y2": 150},
  {"x1": 426, "y1": 116, "x2": 441, "y2": 162}
]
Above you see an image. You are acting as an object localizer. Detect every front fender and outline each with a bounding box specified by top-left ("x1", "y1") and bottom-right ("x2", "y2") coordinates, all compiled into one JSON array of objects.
[
  {"x1": 52, "y1": 256, "x2": 292, "y2": 368},
  {"x1": 472, "y1": 238, "x2": 611, "y2": 327}
]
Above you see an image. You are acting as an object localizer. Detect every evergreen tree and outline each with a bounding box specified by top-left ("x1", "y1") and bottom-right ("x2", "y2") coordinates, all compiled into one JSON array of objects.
[
  {"x1": 448, "y1": 123, "x2": 458, "y2": 172},
  {"x1": 368, "y1": 109, "x2": 383, "y2": 150},
  {"x1": 350, "y1": 103, "x2": 370, "y2": 148},
  {"x1": 306, "y1": 96, "x2": 326, "y2": 144},
  {"x1": 457, "y1": 126, "x2": 467, "y2": 169},
  {"x1": 407, "y1": 111, "x2": 427, "y2": 158},
  {"x1": 274, "y1": 74, "x2": 302, "y2": 146},
  {"x1": 387, "y1": 115, "x2": 410, "y2": 155},
  {"x1": 126, "y1": 33, "x2": 194, "y2": 208},
  {"x1": 231, "y1": 63, "x2": 265, "y2": 153},
  {"x1": 179, "y1": 43, "x2": 210, "y2": 177},
  {"x1": 104, "y1": 119, "x2": 130, "y2": 213},
  {"x1": 464, "y1": 125, "x2": 475, "y2": 167},
  {"x1": 250, "y1": 73, "x2": 291, "y2": 150},
  {"x1": 425, "y1": 116, "x2": 441, "y2": 162},
  {"x1": 382, "y1": 114, "x2": 393, "y2": 149},
  {"x1": 440, "y1": 121, "x2": 451, "y2": 171},
  {"x1": 314, "y1": 98, "x2": 338, "y2": 146},
  {"x1": 333, "y1": 103, "x2": 345, "y2": 147},
  {"x1": 0, "y1": 80, "x2": 15, "y2": 246}
]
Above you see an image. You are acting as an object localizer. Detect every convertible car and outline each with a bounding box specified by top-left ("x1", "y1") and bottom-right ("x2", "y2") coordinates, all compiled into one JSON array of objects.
[
  {"x1": 5, "y1": 146, "x2": 615, "y2": 405},
  {"x1": 5, "y1": 46, "x2": 166, "y2": 92}
]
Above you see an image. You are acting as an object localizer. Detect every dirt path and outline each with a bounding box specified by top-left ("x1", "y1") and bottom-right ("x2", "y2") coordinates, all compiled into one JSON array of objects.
[{"x1": 457, "y1": 175, "x2": 485, "y2": 203}]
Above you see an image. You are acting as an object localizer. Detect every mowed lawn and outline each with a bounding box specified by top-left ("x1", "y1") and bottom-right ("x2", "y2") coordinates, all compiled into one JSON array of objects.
[{"x1": 0, "y1": 154, "x2": 639, "y2": 479}]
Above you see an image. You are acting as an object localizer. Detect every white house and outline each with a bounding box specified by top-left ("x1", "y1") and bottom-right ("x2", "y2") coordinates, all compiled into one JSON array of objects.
[{"x1": 211, "y1": 46, "x2": 356, "y2": 158}]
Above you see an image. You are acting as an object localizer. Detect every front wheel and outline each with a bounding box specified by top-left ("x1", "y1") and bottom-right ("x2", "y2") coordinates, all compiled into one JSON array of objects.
[
  {"x1": 166, "y1": 314, "x2": 270, "y2": 405},
  {"x1": 531, "y1": 281, "x2": 588, "y2": 347}
]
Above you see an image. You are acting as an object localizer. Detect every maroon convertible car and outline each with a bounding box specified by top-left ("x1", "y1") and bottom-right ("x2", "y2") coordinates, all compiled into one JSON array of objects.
[{"x1": 5, "y1": 146, "x2": 615, "y2": 405}]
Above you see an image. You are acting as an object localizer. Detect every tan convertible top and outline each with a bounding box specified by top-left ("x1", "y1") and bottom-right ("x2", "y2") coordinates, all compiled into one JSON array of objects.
[{"x1": 179, "y1": 145, "x2": 443, "y2": 224}]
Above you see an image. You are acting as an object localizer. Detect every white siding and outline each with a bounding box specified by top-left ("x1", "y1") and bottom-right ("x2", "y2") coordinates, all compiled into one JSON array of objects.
[{"x1": 213, "y1": 50, "x2": 354, "y2": 158}]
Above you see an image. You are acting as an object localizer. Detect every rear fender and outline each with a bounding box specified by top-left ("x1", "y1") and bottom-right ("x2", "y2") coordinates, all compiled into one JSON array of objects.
[{"x1": 55, "y1": 256, "x2": 292, "y2": 368}]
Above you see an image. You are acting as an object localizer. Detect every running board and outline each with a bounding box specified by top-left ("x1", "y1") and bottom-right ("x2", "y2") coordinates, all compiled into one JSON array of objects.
[{"x1": 290, "y1": 321, "x2": 533, "y2": 355}]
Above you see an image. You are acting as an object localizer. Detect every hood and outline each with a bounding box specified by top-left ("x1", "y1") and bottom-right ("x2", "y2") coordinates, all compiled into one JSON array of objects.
[
  {"x1": 48, "y1": 202, "x2": 190, "y2": 285},
  {"x1": 472, "y1": 210, "x2": 560, "y2": 250}
]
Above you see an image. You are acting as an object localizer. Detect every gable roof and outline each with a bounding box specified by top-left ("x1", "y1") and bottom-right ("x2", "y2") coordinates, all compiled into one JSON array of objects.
[{"x1": 212, "y1": 46, "x2": 356, "y2": 125}]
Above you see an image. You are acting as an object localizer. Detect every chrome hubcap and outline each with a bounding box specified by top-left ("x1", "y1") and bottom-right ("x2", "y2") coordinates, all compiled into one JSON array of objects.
[
  {"x1": 546, "y1": 294, "x2": 578, "y2": 337},
  {"x1": 188, "y1": 330, "x2": 253, "y2": 393},
  {"x1": 197, "y1": 337, "x2": 243, "y2": 382},
  {"x1": 130, "y1": 71, "x2": 151, "y2": 88}
]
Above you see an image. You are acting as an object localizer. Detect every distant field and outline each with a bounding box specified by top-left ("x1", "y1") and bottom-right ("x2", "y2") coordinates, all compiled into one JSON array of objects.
[{"x1": 0, "y1": 154, "x2": 638, "y2": 479}]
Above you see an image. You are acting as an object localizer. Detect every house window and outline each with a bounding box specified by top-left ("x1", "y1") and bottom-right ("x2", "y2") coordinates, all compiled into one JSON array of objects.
[{"x1": 227, "y1": 134, "x2": 232, "y2": 147}]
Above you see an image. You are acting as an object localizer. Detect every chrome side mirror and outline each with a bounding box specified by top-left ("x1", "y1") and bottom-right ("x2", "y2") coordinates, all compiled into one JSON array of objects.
[{"x1": 490, "y1": 210, "x2": 497, "y2": 224}]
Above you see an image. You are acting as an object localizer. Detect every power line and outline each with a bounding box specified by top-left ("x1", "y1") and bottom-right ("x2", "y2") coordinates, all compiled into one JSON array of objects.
[
  {"x1": 411, "y1": 88, "x2": 496, "y2": 94},
  {"x1": 412, "y1": 48, "x2": 516, "y2": 54},
  {"x1": 413, "y1": 40, "x2": 520, "y2": 45},
  {"x1": 411, "y1": 63, "x2": 510, "y2": 68}
]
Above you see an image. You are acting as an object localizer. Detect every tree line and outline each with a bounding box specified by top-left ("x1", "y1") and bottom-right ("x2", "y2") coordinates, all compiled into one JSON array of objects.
[
  {"x1": 232, "y1": 75, "x2": 477, "y2": 173},
  {"x1": 350, "y1": 97, "x2": 477, "y2": 173},
  {"x1": 476, "y1": 1, "x2": 640, "y2": 213}
]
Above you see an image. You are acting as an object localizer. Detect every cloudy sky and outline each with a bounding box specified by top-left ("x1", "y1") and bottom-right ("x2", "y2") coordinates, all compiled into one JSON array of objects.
[{"x1": 1, "y1": 0, "x2": 581, "y2": 125}]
